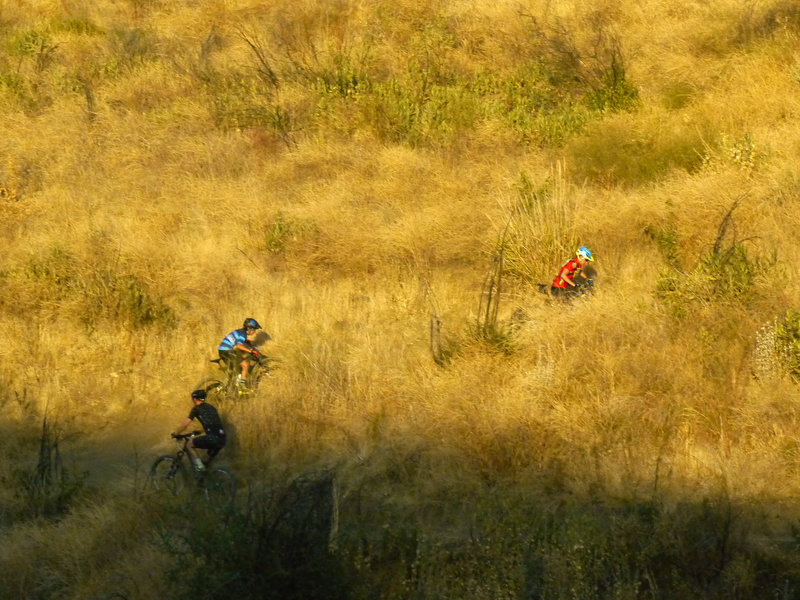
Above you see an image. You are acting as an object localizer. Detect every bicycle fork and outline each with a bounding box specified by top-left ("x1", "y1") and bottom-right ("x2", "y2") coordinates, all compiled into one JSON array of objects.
[{"x1": 168, "y1": 451, "x2": 185, "y2": 479}]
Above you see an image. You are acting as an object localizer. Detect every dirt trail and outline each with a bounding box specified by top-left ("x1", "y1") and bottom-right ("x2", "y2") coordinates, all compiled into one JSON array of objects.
[{"x1": 70, "y1": 402, "x2": 183, "y2": 493}]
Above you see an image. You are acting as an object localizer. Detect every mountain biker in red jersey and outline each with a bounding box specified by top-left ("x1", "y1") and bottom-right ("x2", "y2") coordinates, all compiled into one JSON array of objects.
[
  {"x1": 550, "y1": 246, "x2": 594, "y2": 300},
  {"x1": 172, "y1": 389, "x2": 227, "y2": 472},
  {"x1": 217, "y1": 317, "x2": 263, "y2": 386}
]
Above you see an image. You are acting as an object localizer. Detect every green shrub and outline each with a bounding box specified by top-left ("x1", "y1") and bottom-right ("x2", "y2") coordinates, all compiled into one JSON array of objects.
[
  {"x1": 313, "y1": 56, "x2": 368, "y2": 99},
  {"x1": 260, "y1": 213, "x2": 297, "y2": 254},
  {"x1": 644, "y1": 220, "x2": 681, "y2": 269},
  {"x1": 204, "y1": 71, "x2": 296, "y2": 147},
  {"x1": 468, "y1": 66, "x2": 589, "y2": 146},
  {"x1": 651, "y1": 200, "x2": 773, "y2": 318},
  {"x1": 655, "y1": 241, "x2": 770, "y2": 319},
  {"x1": 584, "y1": 50, "x2": 639, "y2": 113},
  {"x1": 6, "y1": 29, "x2": 59, "y2": 72}
]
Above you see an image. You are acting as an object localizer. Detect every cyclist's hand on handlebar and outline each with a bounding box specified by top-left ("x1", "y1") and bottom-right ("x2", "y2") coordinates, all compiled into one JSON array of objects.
[
  {"x1": 170, "y1": 432, "x2": 178, "y2": 439},
  {"x1": 251, "y1": 349, "x2": 260, "y2": 358}
]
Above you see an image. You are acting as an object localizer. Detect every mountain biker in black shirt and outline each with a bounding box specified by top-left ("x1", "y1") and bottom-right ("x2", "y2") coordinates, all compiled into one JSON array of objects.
[{"x1": 172, "y1": 389, "x2": 227, "y2": 472}]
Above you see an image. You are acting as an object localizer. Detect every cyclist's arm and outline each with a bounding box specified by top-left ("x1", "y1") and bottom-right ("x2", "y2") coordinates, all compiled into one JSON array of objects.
[
  {"x1": 173, "y1": 417, "x2": 193, "y2": 436},
  {"x1": 557, "y1": 265, "x2": 576, "y2": 287},
  {"x1": 234, "y1": 341, "x2": 258, "y2": 356}
]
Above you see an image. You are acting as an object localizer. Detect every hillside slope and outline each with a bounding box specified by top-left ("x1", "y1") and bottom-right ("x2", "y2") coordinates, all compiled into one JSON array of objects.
[{"x1": 2, "y1": 1, "x2": 800, "y2": 598}]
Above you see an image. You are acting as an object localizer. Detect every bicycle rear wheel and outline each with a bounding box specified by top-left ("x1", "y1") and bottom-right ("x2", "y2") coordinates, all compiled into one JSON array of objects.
[
  {"x1": 149, "y1": 456, "x2": 187, "y2": 496},
  {"x1": 203, "y1": 467, "x2": 236, "y2": 510},
  {"x1": 194, "y1": 376, "x2": 225, "y2": 403}
]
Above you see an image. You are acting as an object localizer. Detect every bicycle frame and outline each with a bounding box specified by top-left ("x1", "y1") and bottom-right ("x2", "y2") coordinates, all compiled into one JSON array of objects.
[{"x1": 205, "y1": 351, "x2": 275, "y2": 398}]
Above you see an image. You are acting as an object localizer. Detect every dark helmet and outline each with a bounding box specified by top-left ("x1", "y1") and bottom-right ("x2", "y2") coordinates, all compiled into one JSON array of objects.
[
  {"x1": 191, "y1": 389, "x2": 207, "y2": 401},
  {"x1": 243, "y1": 317, "x2": 261, "y2": 330}
]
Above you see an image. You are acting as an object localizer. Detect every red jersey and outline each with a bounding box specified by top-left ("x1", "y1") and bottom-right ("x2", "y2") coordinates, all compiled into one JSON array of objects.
[{"x1": 552, "y1": 257, "x2": 582, "y2": 288}]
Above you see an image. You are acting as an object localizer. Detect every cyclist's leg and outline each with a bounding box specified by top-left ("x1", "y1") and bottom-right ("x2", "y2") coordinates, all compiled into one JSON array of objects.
[
  {"x1": 233, "y1": 348, "x2": 252, "y2": 380},
  {"x1": 193, "y1": 435, "x2": 225, "y2": 467},
  {"x1": 218, "y1": 350, "x2": 238, "y2": 374},
  {"x1": 219, "y1": 350, "x2": 244, "y2": 390},
  {"x1": 204, "y1": 445, "x2": 222, "y2": 467},
  {"x1": 186, "y1": 436, "x2": 208, "y2": 470}
]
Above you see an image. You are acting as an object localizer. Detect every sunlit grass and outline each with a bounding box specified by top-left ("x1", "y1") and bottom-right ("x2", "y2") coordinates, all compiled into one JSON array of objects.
[{"x1": 2, "y1": 0, "x2": 800, "y2": 597}]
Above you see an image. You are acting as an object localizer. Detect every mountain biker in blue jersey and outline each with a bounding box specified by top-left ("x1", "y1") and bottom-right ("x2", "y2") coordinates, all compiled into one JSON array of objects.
[
  {"x1": 172, "y1": 389, "x2": 226, "y2": 472},
  {"x1": 218, "y1": 318, "x2": 263, "y2": 386}
]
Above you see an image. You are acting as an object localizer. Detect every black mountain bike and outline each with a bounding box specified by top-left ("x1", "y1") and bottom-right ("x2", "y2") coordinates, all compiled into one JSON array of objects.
[
  {"x1": 538, "y1": 278, "x2": 595, "y2": 302},
  {"x1": 148, "y1": 432, "x2": 236, "y2": 510}
]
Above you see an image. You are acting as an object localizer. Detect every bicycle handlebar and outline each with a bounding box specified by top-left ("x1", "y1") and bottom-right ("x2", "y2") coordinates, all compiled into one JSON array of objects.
[{"x1": 172, "y1": 431, "x2": 202, "y2": 440}]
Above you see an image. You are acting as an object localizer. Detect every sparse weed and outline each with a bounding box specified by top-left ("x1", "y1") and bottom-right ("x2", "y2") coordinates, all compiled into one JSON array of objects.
[
  {"x1": 107, "y1": 27, "x2": 159, "y2": 71},
  {"x1": 12, "y1": 418, "x2": 87, "y2": 521},
  {"x1": 260, "y1": 213, "x2": 296, "y2": 254},
  {"x1": 774, "y1": 311, "x2": 800, "y2": 378},
  {"x1": 754, "y1": 317, "x2": 791, "y2": 380},
  {"x1": 6, "y1": 28, "x2": 59, "y2": 72},
  {"x1": 52, "y1": 17, "x2": 104, "y2": 36},
  {"x1": 701, "y1": 133, "x2": 763, "y2": 173}
]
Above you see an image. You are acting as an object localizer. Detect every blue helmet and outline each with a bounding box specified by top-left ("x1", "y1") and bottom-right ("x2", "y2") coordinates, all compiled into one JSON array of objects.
[
  {"x1": 243, "y1": 318, "x2": 261, "y2": 330},
  {"x1": 577, "y1": 246, "x2": 594, "y2": 261}
]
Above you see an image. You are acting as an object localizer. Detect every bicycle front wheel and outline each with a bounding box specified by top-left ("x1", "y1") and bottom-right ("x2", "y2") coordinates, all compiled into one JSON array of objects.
[
  {"x1": 149, "y1": 456, "x2": 187, "y2": 496},
  {"x1": 203, "y1": 467, "x2": 236, "y2": 510}
]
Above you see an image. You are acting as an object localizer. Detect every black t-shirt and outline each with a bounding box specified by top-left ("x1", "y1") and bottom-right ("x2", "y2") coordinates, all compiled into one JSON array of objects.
[{"x1": 188, "y1": 402, "x2": 226, "y2": 437}]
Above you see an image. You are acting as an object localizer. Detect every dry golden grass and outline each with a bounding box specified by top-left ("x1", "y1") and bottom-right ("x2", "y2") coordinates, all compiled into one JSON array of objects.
[{"x1": 3, "y1": 0, "x2": 800, "y2": 597}]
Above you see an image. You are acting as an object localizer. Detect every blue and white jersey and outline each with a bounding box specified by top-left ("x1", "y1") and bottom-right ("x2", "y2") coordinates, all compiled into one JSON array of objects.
[{"x1": 218, "y1": 328, "x2": 248, "y2": 351}]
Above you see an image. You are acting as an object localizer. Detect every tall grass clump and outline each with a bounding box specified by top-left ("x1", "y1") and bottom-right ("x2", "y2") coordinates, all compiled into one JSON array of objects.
[
  {"x1": 2, "y1": 246, "x2": 175, "y2": 330},
  {"x1": 500, "y1": 165, "x2": 577, "y2": 286},
  {"x1": 571, "y1": 117, "x2": 708, "y2": 186}
]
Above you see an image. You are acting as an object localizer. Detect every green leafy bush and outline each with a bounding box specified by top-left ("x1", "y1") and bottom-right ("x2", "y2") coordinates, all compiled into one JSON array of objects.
[{"x1": 651, "y1": 201, "x2": 773, "y2": 317}]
